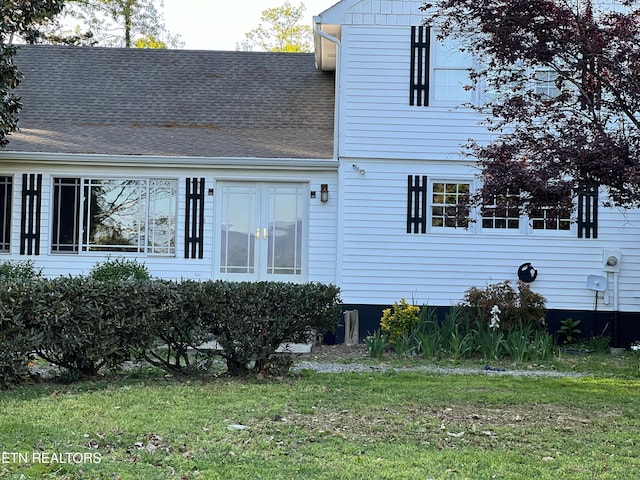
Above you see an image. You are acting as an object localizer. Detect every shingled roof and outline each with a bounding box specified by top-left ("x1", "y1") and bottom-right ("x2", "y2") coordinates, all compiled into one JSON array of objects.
[{"x1": 4, "y1": 45, "x2": 335, "y2": 159}]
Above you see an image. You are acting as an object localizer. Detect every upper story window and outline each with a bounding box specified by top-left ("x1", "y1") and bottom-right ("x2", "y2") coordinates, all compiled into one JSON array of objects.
[
  {"x1": 410, "y1": 26, "x2": 482, "y2": 107},
  {"x1": 0, "y1": 176, "x2": 12, "y2": 252},
  {"x1": 52, "y1": 177, "x2": 177, "y2": 255}
]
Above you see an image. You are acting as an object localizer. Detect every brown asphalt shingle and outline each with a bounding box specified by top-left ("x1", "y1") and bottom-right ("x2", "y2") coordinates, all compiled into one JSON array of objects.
[{"x1": 4, "y1": 45, "x2": 335, "y2": 159}]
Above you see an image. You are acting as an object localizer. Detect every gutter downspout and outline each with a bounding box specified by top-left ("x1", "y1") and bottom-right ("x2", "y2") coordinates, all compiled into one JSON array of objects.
[
  {"x1": 314, "y1": 22, "x2": 341, "y2": 160},
  {"x1": 314, "y1": 21, "x2": 345, "y2": 294}
]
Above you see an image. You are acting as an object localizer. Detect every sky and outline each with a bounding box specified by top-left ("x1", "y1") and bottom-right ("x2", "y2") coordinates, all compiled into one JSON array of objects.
[{"x1": 162, "y1": 0, "x2": 339, "y2": 51}]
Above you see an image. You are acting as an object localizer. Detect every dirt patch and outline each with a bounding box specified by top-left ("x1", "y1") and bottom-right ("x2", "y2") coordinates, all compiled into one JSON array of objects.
[{"x1": 300, "y1": 344, "x2": 370, "y2": 362}]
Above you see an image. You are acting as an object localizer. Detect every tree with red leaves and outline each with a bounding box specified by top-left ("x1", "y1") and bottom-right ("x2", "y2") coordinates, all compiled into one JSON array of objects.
[{"x1": 422, "y1": 0, "x2": 640, "y2": 215}]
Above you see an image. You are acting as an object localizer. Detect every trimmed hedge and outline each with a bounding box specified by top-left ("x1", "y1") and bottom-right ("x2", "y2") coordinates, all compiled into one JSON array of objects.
[{"x1": 0, "y1": 277, "x2": 341, "y2": 385}]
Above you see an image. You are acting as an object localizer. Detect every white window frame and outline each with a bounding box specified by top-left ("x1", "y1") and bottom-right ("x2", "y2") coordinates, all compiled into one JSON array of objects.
[
  {"x1": 428, "y1": 178, "x2": 473, "y2": 232},
  {"x1": 430, "y1": 32, "x2": 486, "y2": 107},
  {"x1": 0, "y1": 175, "x2": 12, "y2": 253}
]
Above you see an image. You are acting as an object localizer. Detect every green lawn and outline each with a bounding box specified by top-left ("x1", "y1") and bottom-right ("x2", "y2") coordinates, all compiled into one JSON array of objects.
[{"x1": 0, "y1": 355, "x2": 639, "y2": 479}]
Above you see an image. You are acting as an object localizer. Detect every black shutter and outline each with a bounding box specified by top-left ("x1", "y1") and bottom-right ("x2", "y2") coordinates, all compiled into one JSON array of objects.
[
  {"x1": 20, "y1": 173, "x2": 42, "y2": 255},
  {"x1": 577, "y1": 186, "x2": 598, "y2": 238},
  {"x1": 407, "y1": 175, "x2": 428, "y2": 233},
  {"x1": 410, "y1": 26, "x2": 430, "y2": 106},
  {"x1": 185, "y1": 177, "x2": 205, "y2": 259}
]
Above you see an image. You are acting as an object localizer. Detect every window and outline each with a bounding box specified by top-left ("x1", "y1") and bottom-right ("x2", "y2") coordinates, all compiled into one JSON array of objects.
[
  {"x1": 0, "y1": 176, "x2": 12, "y2": 252},
  {"x1": 431, "y1": 181, "x2": 470, "y2": 228},
  {"x1": 481, "y1": 192, "x2": 521, "y2": 230},
  {"x1": 432, "y1": 36, "x2": 475, "y2": 105},
  {"x1": 52, "y1": 178, "x2": 177, "y2": 255},
  {"x1": 530, "y1": 205, "x2": 571, "y2": 231},
  {"x1": 534, "y1": 69, "x2": 562, "y2": 98}
]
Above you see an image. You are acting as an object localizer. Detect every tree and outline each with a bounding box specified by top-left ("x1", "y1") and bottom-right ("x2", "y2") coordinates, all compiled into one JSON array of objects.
[
  {"x1": 45, "y1": 0, "x2": 182, "y2": 48},
  {"x1": 239, "y1": 1, "x2": 312, "y2": 52},
  {"x1": 0, "y1": 0, "x2": 65, "y2": 148},
  {"x1": 421, "y1": 0, "x2": 640, "y2": 216}
]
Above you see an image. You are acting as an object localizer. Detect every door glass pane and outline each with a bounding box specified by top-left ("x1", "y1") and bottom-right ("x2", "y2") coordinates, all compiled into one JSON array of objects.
[
  {"x1": 267, "y1": 185, "x2": 303, "y2": 276},
  {"x1": 220, "y1": 185, "x2": 256, "y2": 274}
]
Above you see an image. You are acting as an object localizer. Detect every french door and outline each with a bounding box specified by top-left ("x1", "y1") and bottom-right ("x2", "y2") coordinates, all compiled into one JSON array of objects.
[{"x1": 217, "y1": 182, "x2": 306, "y2": 282}]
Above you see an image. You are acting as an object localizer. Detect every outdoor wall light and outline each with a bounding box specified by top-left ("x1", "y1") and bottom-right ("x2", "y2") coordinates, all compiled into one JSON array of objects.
[
  {"x1": 352, "y1": 163, "x2": 366, "y2": 175},
  {"x1": 320, "y1": 184, "x2": 329, "y2": 203}
]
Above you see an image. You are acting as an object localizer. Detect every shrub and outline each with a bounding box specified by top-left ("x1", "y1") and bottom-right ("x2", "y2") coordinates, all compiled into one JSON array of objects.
[
  {"x1": 460, "y1": 280, "x2": 546, "y2": 331},
  {"x1": 141, "y1": 280, "x2": 216, "y2": 375},
  {"x1": 0, "y1": 279, "x2": 41, "y2": 388},
  {"x1": 380, "y1": 298, "x2": 420, "y2": 344},
  {"x1": 34, "y1": 276, "x2": 159, "y2": 377},
  {"x1": 0, "y1": 260, "x2": 41, "y2": 281},
  {"x1": 89, "y1": 257, "x2": 150, "y2": 282},
  {"x1": 201, "y1": 281, "x2": 341, "y2": 376}
]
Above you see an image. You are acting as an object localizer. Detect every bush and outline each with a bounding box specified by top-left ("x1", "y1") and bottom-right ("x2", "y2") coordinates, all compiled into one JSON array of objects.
[
  {"x1": 201, "y1": 281, "x2": 341, "y2": 376},
  {"x1": 0, "y1": 279, "x2": 41, "y2": 388},
  {"x1": 141, "y1": 280, "x2": 216, "y2": 375},
  {"x1": 34, "y1": 276, "x2": 159, "y2": 377},
  {"x1": 89, "y1": 257, "x2": 150, "y2": 282},
  {"x1": 460, "y1": 280, "x2": 546, "y2": 331},
  {"x1": 0, "y1": 260, "x2": 41, "y2": 281},
  {"x1": 380, "y1": 298, "x2": 420, "y2": 344}
]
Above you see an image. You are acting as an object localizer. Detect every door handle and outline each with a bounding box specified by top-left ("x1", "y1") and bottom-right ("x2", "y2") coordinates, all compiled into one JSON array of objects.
[
  {"x1": 255, "y1": 228, "x2": 261, "y2": 240},
  {"x1": 263, "y1": 228, "x2": 268, "y2": 239}
]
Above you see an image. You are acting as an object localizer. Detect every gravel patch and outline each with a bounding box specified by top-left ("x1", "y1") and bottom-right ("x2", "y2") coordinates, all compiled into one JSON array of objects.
[{"x1": 292, "y1": 361, "x2": 589, "y2": 377}]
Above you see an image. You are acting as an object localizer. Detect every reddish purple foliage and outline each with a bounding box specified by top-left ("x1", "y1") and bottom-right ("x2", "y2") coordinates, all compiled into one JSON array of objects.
[{"x1": 422, "y1": 0, "x2": 640, "y2": 213}]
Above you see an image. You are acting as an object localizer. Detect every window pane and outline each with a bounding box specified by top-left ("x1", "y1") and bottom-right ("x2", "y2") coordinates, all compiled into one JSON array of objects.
[
  {"x1": 148, "y1": 180, "x2": 177, "y2": 255},
  {"x1": 481, "y1": 192, "x2": 521, "y2": 230},
  {"x1": 267, "y1": 185, "x2": 303, "y2": 276},
  {"x1": 52, "y1": 178, "x2": 81, "y2": 253},
  {"x1": 433, "y1": 69, "x2": 472, "y2": 103},
  {"x1": 84, "y1": 179, "x2": 145, "y2": 252},
  {"x1": 431, "y1": 182, "x2": 470, "y2": 228},
  {"x1": 0, "y1": 176, "x2": 12, "y2": 252},
  {"x1": 530, "y1": 206, "x2": 571, "y2": 231}
]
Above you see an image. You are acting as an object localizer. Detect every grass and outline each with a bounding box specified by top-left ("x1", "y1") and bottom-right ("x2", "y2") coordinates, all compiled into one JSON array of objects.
[{"x1": 0, "y1": 353, "x2": 639, "y2": 479}]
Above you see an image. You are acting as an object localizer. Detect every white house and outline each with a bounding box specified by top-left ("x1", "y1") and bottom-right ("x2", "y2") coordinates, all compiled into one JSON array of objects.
[{"x1": 0, "y1": 0, "x2": 638, "y2": 345}]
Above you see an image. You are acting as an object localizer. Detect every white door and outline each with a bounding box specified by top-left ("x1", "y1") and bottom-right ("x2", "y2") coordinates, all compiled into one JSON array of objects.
[{"x1": 217, "y1": 182, "x2": 306, "y2": 282}]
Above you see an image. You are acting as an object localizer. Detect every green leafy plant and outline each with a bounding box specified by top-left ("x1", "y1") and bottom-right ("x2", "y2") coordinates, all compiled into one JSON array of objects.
[
  {"x1": 381, "y1": 298, "x2": 420, "y2": 345},
  {"x1": 0, "y1": 260, "x2": 41, "y2": 281},
  {"x1": 411, "y1": 306, "x2": 443, "y2": 359},
  {"x1": 202, "y1": 281, "x2": 342, "y2": 376},
  {"x1": 474, "y1": 322, "x2": 505, "y2": 360},
  {"x1": 558, "y1": 317, "x2": 582, "y2": 344},
  {"x1": 503, "y1": 322, "x2": 534, "y2": 362},
  {"x1": 89, "y1": 257, "x2": 150, "y2": 282},
  {"x1": 33, "y1": 276, "x2": 159, "y2": 377},
  {"x1": 0, "y1": 279, "x2": 42, "y2": 388},
  {"x1": 364, "y1": 329, "x2": 387, "y2": 359}
]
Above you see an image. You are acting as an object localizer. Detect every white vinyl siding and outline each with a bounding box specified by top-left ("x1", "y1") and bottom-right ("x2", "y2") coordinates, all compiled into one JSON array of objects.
[
  {"x1": 339, "y1": 25, "x2": 492, "y2": 161},
  {"x1": 338, "y1": 159, "x2": 640, "y2": 313}
]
